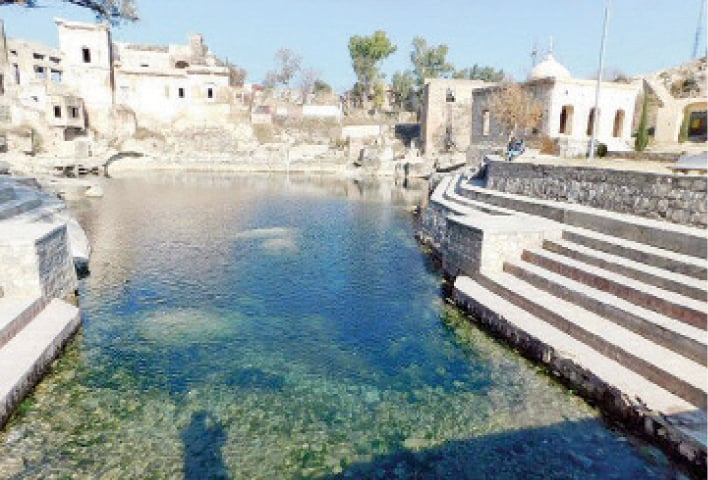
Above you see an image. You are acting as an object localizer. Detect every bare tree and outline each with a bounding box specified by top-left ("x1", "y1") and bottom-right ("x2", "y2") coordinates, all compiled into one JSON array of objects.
[
  {"x1": 227, "y1": 63, "x2": 247, "y2": 86},
  {"x1": 298, "y1": 67, "x2": 319, "y2": 101},
  {"x1": 488, "y1": 83, "x2": 543, "y2": 141},
  {"x1": 273, "y1": 48, "x2": 302, "y2": 87}
]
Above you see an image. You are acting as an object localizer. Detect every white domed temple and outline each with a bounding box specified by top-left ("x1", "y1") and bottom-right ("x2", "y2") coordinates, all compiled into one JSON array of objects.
[{"x1": 469, "y1": 43, "x2": 640, "y2": 157}]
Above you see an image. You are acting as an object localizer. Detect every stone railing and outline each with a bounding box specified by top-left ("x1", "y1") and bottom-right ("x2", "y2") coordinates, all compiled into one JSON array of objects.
[{"x1": 485, "y1": 161, "x2": 707, "y2": 228}]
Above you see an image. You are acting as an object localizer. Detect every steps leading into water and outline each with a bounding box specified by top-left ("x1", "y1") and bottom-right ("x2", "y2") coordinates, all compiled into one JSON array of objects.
[
  {"x1": 561, "y1": 226, "x2": 707, "y2": 281},
  {"x1": 0, "y1": 299, "x2": 80, "y2": 427},
  {"x1": 425, "y1": 173, "x2": 708, "y2": 466},
  {"x1": 476, "y1": 271, "x2": 706, "y2": 409},
  {"x1": 542, "y1": 238, "x2": 707, "y2": 301},
  {"x1": 520, "y1": 248, "x2": 706, "y2": 329},
  {"x1": 454, "y1": 276, "x2": 706, "y2": 446},
  {"x1": 0, "y1": 297, "x2": 47, "y2": 349},
  {"x1": 503, "y1": 260, "x2": 707, "y2": 366},
  {"x1": 0, "y1": 177, "x2": 82, "y2": 429}
]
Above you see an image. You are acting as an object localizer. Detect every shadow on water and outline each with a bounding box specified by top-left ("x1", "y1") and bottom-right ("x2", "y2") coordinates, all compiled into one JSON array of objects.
[
  {"x1": 181, "y1": 411, "x2": 229, "y2": 480},
  {"x1": 315, "y1": 418, "x2": 692, "y2": 480}
]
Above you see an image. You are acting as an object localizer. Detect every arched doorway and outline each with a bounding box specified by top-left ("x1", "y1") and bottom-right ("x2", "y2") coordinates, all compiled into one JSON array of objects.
[
  {"x1": 559, "y1": 105, "x2": 573, "y2": 135},
  {"x1": 613, "y1": 110, "x2": 625, "y2": 137},
  {"x1": 683, "y1": 102, "x2": 707, "y2": 141}
]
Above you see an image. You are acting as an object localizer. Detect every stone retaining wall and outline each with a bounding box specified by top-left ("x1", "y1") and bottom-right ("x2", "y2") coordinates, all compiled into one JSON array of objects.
[{"x1": 485, "y1": 161, "x2": 707, "y2": 228}]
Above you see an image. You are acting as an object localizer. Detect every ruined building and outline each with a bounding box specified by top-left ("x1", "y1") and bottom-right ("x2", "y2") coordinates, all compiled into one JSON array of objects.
[{"x1": 0, "y1": 18, "x2": 235, "y2": 156}]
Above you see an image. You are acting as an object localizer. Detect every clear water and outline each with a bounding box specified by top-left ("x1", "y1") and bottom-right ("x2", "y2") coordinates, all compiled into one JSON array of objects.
[{"x1": 0, "y1": 174, "x2": 680, "y2": 479}]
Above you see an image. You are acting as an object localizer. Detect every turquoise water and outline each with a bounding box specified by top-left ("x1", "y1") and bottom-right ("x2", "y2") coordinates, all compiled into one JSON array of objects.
[{"x1": 0, "y1": 174, "x2": 680, "y2": 479}]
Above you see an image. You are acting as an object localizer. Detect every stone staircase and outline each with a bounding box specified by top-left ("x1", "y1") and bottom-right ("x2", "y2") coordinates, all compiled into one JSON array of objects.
[
  {"x1": 0, "y1": 176, "x2": 81, "y2": 428},
  {"x1": 421, "y1": 174, "x2": 707, "y2": 468}
]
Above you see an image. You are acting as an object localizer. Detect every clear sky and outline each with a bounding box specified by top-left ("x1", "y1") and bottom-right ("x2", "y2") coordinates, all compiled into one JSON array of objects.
[{"x1": 0, "y1": 0, "x2": 704, "y2": 91}]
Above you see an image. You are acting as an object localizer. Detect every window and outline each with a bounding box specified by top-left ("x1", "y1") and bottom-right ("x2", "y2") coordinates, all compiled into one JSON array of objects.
[
  {"x1": 559, "y1": 105, "x2": 573, "y2": 135},
  {"x1": 53, "y1": 105, "x2": 62, "y2": 118},
  {"x1": 49, "y1": 56, "x2": 61, "y2": 64},
  {"x1": 32, "y1": 53, "x2": 45, "y2": 60},
  {"x1": 0, "y1": 75, "x2": 4, "y2": 96},
  {"x1": 178, "y1": 87, "x2": 185, "y2": 98},
  {"x1": 586, "y1": 108, "x2": 598, "y2": 136},
  {"x1": 69, "y1": 107, "x2": 79, "y2": 119},
  {"x1": 9, "y1": 50, "x2": 17, "y2": 56},
  {"x1": 51, "y1": 70, "x2": 62, "y2": 83},
  {"x1": 13, "y1": 64, "x2": 19, "y2": 84},
  {"x1": 175, "y1": 60, "x2": 189, "y2": 69},
  {"x1": 34, "y1": 65, "x2": 46, "y2": 80},
  {"x1": 207, "y1": 87, "x2": 214, "y2": 99},
  {"x1": 482, "y1": 110, "x2": 490, "y2": 136},
  {"x1": 140, "y1": 63, "x2": 149, "y2": 68},
  {"x1": 82, "y1": 47, "x2": 91, "y2": 63},
  {"x1": 613, "y1": 110, "x2": 625, "y2": 137},
  {"x1": 446, "y1": 88, "x2": 455, "y2": 103}
]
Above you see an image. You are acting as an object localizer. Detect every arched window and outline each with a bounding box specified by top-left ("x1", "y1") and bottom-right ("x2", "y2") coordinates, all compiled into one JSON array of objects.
[
  {"x1": 559, "y1": 105, "x2": 573, "y2": 135},
  {"x1": 586, "y1": 108, "x2": 598, "y2": 136},
  {"x1": 175, "y1": 60, "x2": 189, "y2": 69},
  {"x1": 613, "y1": 109, "x2": 625, "y2": 137}
]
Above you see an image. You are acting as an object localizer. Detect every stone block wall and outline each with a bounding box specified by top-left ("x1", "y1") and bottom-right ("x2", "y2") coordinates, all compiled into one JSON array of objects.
[
  {"x1": 485, "y1": 161, "x2": 707, "y2": 228},
  {"x1": 0, "y1": 224, "x2": 77, "y2": 299}
]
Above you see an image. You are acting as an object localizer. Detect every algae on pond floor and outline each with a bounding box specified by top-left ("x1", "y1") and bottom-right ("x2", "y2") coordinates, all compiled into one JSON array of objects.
[{"x1": 0, "y1": 174, "x2": 680, "y2": 479}]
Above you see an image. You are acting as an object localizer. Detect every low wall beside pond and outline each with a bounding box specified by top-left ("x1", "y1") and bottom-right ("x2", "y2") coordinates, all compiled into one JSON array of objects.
[{"x1": 485, "y1": 161, "x2": 707, "y2": 228}]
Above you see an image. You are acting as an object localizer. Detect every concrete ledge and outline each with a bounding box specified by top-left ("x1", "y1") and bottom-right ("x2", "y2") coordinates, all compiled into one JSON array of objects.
[{"x1": 0, "y1": 299, "x2": 80, "y2": 428}]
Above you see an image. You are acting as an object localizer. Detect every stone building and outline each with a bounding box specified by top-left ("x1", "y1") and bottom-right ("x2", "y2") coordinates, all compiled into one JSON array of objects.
[
  {"x1": 0, "y1": 17, "x2": 240, "y2": 155},
  {"x1": 0, "y1": 20, "x2": 87, "y2": 155},
  {"x1": 641, "y1": 58, "x2": 707, "y2": 145},
  {"x1": 470, "y1": 52, "x2": 639, "y2": 157},
  {"x1": 420, "y1": 78, "x2": 493, "y2": 154}
]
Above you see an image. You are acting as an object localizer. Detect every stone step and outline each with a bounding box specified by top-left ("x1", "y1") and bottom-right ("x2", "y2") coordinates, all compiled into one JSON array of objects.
[
  {"x1": 0, "y1": 185, "x2": 15, "y2": 204},
  {"x1": 504, "y1": 260, "x2": 707, "y2": 366},
  {"x1": 458, "y1": 183, "x2": 707, "y2": 259},
  {"x1": 521, "y1": 248, "x2": 707, "y2": 330},
  {"x1": 543, "y1": 238, "x2": 707, "y2": 301},
  {"x1": 453, "y1": 277, "x2": 706, "y2": 436},
  {"x1": 477, "y1": 271, "x2": 706, "y2": 409},
  {"x1": 0, "y1": 297, "x2": 46, "y2": 349},
  {"x1": 561, "y1": 226, "x2": 707, "y2": 281},
  {"x1": 0, "y1": 195, "x2": 42, "y2": 221},
  {"x1": 0, "y1": 299, "x2": 80, "y2": 428}
]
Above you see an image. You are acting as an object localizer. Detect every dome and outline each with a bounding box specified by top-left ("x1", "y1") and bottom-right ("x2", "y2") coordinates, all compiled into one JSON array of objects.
[{"x1": 529, "y1": 53, "x2": 571, "y2": 81}]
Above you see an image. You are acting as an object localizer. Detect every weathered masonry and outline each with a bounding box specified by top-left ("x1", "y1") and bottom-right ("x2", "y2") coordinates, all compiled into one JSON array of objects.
[
  {"x1": 484, "y1": 162, "x2": 707, "y2": 228},
  {"x1": 417, "y1": 159, "x2": 707, "y2": 475},
  {"x1": 0, "y1": 176, "x2": 86, "y2": 428}
]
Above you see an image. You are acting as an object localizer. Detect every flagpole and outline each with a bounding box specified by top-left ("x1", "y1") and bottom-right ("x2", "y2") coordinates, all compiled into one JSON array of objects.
[{"x1": 589, "y1": 0, "x2": 611, "y2": 160}]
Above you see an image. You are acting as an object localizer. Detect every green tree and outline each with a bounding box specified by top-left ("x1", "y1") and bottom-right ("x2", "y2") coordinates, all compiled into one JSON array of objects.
[
  {"x1": 454, "y1": 64, "x2": 505, "y2": 82},
  {"x1": 390, "y1": 70, "x2": 416, "y2": 112},
  {"x1": 348, "y1": 31, "x2": 396, "y2": 107},
  {"x1": 2, "y1": 0, "x2": 137, "y2": 22},
  {"x1": 410, "y1": 37, "x2": 455, "y2": 86},
  {"x1": 635, "y1": 94, "x2": 649, "y2": 151},
  {"x1": 373, "y1": 82, "x2": 386, "y2": 111},
  {"x1": 313, "y1": 80, "x2": 332, "y2": 95}
]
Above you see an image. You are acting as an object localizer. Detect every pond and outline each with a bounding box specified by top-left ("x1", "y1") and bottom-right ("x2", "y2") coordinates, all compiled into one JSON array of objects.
[{"x1": 0, "y1": 173, "x2": 679, "y2": 479}]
